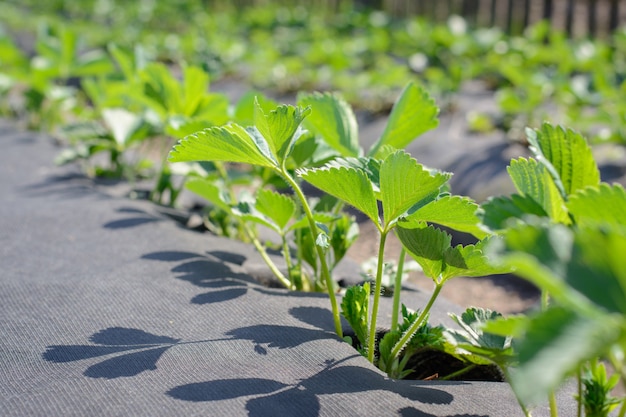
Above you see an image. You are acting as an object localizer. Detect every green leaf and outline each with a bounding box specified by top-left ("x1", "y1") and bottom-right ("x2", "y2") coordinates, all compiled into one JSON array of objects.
[
  {"x1": 232, "y1": 91, "x2": 278, "y2": 126},
  {"x1": 255, "y1": 189, "x2": 296, "y2": 232},
  {"x1": 254, "y1": 100, "x2": 311, "y2": 163},
  {"x1": 510, "y1": 307, "x2": 622, "y2": 406},
  {"x1": 169, "y1": 124, "x2": 277, "y2": 168},
  {"x1": 479, "y1": 194, "x2": 548, "y2": 231},
  {"x1": 507, "y1": 158, "x2": 569, "y2": 224},
  {"x1": 397, "y1": 225, "x2": 502, "y2": 281},
  {"x1": 441, "y1": 239, "x2": 506, "y2": 280},
  {"x1": 401, "y1": 195, "x2": 488, "y2": 239},
  {"x1": 289, "y1": 212, "x2": 338, "y2": 231},
  {"x1": 395, "y1": 224, "x2": 450, "y2": 279},
  {"x1": 298, "y1": 92, "x2": 360, "y2": 157},
  {"x1": 447, "y1": 307, "x2": 514, "y2": 367},
  {"x1": 101, "y1": 108, "x2": 146, "y2": 148},
  {"x1": 297, "y1": 165, "x2": 379, "y2": 226},
  {"x1": 567, "y1": 183, "x2": 626, "y2": 229},
  {"x1": 566, "y1": 226, "x2": 626, "y2": 315},
  {"x1": 526, "y1": 123, "x2": 600, "y2": 197},
  {"x1": 185, "y1": 177, "x2": 232, "y2": 213},
  {"x1": 341, "y1": 283, "x2": 370, "y2": 349},
  {"x1": 369, "y1": 82, "x2": 439, "y2": 157},
  {"x1": 380, "y1": 151, "x2": 451, "y2": 227},
  {"x1": 485, "y1": 223, "x2": 577, "y2": 303}
]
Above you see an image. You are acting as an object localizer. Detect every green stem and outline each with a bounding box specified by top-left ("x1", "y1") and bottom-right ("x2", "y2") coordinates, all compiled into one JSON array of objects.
[
  {"x1": 367, "y1": 230, "x2": 389, "y2": 363},
  {"x1": 441, "y1": 363, "x2": 477, "y2": 381},
  {"x1": 391, "y1": 247, "x2": 407, "y2": 332},
  {"x1": 281, "y1": 234, "x2": 295, "y2": 289},
  {"x1": 548, "y1": 391, "x2": 558, "y2": 417},
  {"x1": 244, "y1": 224, "x2": 292, "y2": 290},
  {"x1": 390, "y1": 282, "x2": 443, "y2": 361},
  {"x1": 281, "y1": 171, "x2": 342, "y2": 338}
]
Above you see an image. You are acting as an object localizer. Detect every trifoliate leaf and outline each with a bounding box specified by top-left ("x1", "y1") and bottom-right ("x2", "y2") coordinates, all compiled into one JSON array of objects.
[
  {"x1": 298, "y1": 91, "x2": 360, "y2": 157},
  {"x1": 479, "y1": 194, "x2": 548, "y2": 231},
  {"x1": 254, "y1": 99, "x2": 311, "y2": 163},
  {"x1": 401, "y1": 195, "x2": 488, "y2": 239},
  {"x1": 168, "y1": 124, "x2": 277, "y2": 168},
  {"x1": 380, "y1": 151, "x2": 451, "y2": 227},
  {"x1": 369, "y1": 82, "x2": 439, "y2": 157},
  {"x1": 526, "y1": 123, "x2": 600, "y2": 197},
  {"x1": 298, "y1": 165, "x2": 379, "y2": 226},
  {"x1": 567, "y1": 183, "x2": 626, "y2": 230},
  {"x1": 507, "y1": 158, "x2": 569, "y2": 224}
]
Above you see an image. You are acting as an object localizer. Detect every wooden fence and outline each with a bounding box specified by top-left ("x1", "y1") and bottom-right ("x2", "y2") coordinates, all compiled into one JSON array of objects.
[{"x1": 360, "y1": 0, "x2": 625, "y2": 37}]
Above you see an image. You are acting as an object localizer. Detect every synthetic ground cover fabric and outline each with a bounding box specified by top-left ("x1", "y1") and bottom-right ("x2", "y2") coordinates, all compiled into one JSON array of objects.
[{"x1": 0, "y1": 120, "x2": 576, "y2": 416}]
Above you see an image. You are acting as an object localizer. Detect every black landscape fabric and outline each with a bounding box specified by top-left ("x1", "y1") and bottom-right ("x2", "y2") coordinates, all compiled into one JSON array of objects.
[{"x1": 0, "y1": 119, "x2": 575, "y2": 416}]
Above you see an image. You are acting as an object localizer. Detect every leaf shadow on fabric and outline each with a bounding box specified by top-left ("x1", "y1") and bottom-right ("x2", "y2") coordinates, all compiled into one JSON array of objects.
[
  {"x1": 19, "y1": 171, "x2": 110, "y2": 201},
  {"x1": 142, "y1": 250, "x2": 255, "y2": 305},
  {"x1": 103, "y1": 206, "x2": 162, "y2": 229},
  {"x1": 168, "y1": 304, "x2": 459, "y2": 416},
  {"x1": 43, "y1": 327, "x2": 181, "y2": 379},
  {"x1": 167, "y1": 358, "x2": 460, "y2": 417}
]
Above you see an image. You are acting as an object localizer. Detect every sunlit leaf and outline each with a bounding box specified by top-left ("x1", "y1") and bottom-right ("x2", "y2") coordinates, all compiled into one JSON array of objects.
[
  {"x1": 255, "y1": 189, "x2": 296, "y2": 232},
  {"x1": 298, "y1": 92, "x2": 360, "y2": 157},
  {"x1": 101, "y1": 108, "x2": 140, "y2": 147},
  {"x1": 369, "y1": 82, "x2": 439, "y2": 157},
  {"x1": 526, "y1": 124, "x2": 600, "y2": 197},
  {"x1": 185, "y1": 177, "x2": 231, "y2": 213},
  {"x1": 380, "y1": 151, "x2": 450, "y2": 227},
  {"x1": 479, "y1": 194, "x2": 548, "y2": 231},
  {"x1": 298, "y1": 165, "x2": 379, "y2": 226},
  {"x1": 169, "y1": 124, "x2": 277, "y2": 168},
  {"x1": 254, "y1": 100, "x2": 311, "y2": 163},
  {"x1": 401, "y1": 195, "x2": 488, "y2": 239},
  {"x1": 567, "y1": 183, "x2": 626, "y2": 229},
  {"x1": 507, "y1": 158, "x2": 569, "y2": 224}
]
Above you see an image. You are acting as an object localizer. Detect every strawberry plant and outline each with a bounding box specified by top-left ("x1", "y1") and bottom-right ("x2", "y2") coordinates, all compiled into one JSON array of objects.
[{"x1": 480, "y1": 123, "x2": 626, "y2": 416}]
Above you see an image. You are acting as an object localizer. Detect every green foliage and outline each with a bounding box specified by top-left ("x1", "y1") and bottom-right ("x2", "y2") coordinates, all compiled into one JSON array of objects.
[
  {"x1": 477, "y1": 124, "x2": 626, "y2": 412},
  {"x1": 446, "y1": 307, "x2": 515, "y2": 368},
  {"x1": 577, "y1": 360, "x2": 621, "y2": 417},
  {"x1": 378, "y1": 306, "x2": 445, "y2": 379},
  {"x1": 341, "y1": 283, "x2": 370, "y2": 352}
]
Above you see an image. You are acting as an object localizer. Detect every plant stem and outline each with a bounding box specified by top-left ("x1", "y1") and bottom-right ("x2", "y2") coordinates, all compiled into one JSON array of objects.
[
  {"x1": 441, "y1": 364, "x2": 477, "y2": 381},
  {"x1": 244, "y1": 224, "x2": 292, "y2": 290},
  {"x1": 367, "y1": 230, "x2": 388, "y2": 363},
  {"x1": 390, "y1": 282, "x2": 443, "y2": 361},
  {"x1": 391, "y1": 247, "x2": 407, "y2": 332},
  {"x1": 548, "y1": 391, "x2": 558, "y2": 417},
  {"x1": 282, "y1": 171, "x2": 343, "y2": 338}
]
